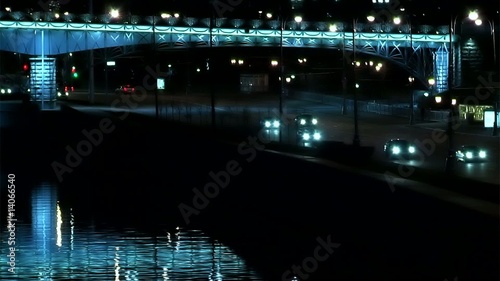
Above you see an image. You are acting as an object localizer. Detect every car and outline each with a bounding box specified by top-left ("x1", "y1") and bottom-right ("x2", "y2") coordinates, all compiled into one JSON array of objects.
[
  {"x1": 115, "y1": 85, "x2": 135, "y2": 94},
  {"x1": 0, "y1": 86, "x2": 12, "y2": 94},
  {"x1": 455, "y1": 145, "x2": 487, "y2": 162},
  {"x1": 384, "y1": 139, "x2": 416, "y2": 159},
  {"x1": 57, "y1": 85, "x2": 74, "y2": 100},
  {"x1": 297, "y1": 127, "x2": 322, "y2": 142},
  {"x1": 294, "y1": 113, "x2": 318, "y2": 128},
  {"x1": 261, "y1": 116, "x2": 281, "y2": 129}
]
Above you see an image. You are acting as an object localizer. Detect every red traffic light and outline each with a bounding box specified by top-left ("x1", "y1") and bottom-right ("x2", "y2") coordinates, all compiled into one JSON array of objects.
[
  {"x1": 71, "y1": 66, "x2": 76, "y2": 73},
  {"x1": 23, "y1": 64, "x2": 28, "y2": 71}
]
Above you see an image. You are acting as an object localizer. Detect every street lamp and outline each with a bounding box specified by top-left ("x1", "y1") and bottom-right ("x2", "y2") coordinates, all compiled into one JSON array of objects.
[
  {"x1": 271, "y1": 11, "x2": 302, "y2": 142},
  {"x1": 352, "y1": 18, "x2": 360, "y2": 146},
  {"x1": 408, "y1": 76, "x2": 415, "y2": 125},
  {"x1": 336, "y1": 23, "x2": 347, "y2": 115},
  {"x1": 469, "y1": 10, "x2": 497, "y2": 135},
  {"x1": 444, "y1": 11, "x2": 483, "y2": 171},
  {"x1": 109, "y1": 8, "x2": 119, "y2": 18},
  {"x1": 428, "y1": 77, "x2": 435, "y2": 89},
  {"x1": 209, "y1": 11, "x2": 215, "y2": 130},
  {"x1": 393, "y1": 14, "x2": 414, "y2": 124}
]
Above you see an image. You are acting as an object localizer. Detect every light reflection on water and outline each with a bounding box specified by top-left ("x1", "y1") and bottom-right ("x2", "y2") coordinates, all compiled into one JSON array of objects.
[{"x1": 0, "y1": 182, "x2": 263, "y2": 280}]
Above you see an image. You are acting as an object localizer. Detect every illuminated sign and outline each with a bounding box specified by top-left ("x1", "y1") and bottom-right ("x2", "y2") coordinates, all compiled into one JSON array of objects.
[
  {"x1": 483, "y1": 110, "x2": 500, "y2": 128},
  {"x1": 157, "y1": 78, "x2": 165, "y2": 90}
]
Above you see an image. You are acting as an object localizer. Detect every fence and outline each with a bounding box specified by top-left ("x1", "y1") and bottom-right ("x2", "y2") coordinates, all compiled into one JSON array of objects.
[{"x1": 291, "y1": 91, "x2": 449, "y2": 122}]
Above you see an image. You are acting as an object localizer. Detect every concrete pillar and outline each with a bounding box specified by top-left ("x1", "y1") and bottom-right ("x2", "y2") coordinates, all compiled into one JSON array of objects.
[
  {"x1": 433, "y1": 49, "x2": 449, "y2": 93},
  {"x1": 29, "y1": 57, "x2": 56, "y2": 103}
]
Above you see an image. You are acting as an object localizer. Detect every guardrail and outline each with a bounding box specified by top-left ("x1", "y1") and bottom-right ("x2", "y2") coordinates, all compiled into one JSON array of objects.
[{"x1": 292, "y1": 91, "x2": 449, "y2": 122}]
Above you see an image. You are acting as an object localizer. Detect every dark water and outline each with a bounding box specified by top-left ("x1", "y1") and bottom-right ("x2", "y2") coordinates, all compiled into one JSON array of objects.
[
  {"x1": 0, "y1": 181, "x2": 263, "y2": 280},
  {"x1": 0, "y1": 107, "x2": 499, "y2": 280}
]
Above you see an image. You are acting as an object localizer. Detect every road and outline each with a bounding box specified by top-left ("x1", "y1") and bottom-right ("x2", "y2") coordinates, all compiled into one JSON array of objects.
[{"x1": 62, "y1": 92, "x2": 500, "y2": 185}]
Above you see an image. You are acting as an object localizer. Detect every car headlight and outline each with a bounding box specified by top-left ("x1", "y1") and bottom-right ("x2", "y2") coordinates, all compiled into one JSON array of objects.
[
  {"x1": 465, "y1": 152, "x2": 473, "y2": 159},
  {"x1": 312, "y1": 118, "x2": 318, "y2": 125},
  {"x1": 392, "y1": 146, "x2": 401, "y2": 154},
  {"x1": 57, "y1": 92, "x2": 62, "y2": 96},
  {"x1": 65, "y1": 92, "x2": 69, "y2": 96},
  {"x1": 7, "y1": 89, "x2": 11, "y2": 94},
  {"x1": 302, "y1": 133, "x2": 310, "y2": 140},
  {"x1": 264, "y1": 121, "x2": 271, "y2": 128},
  {"x1": 479, "y1": 150, "x2": 486, "y2": 158},
  {"x1": 273, "y1": 120, "x2": 280, "y2": 128},
  {"x1": 408, "y1": 146, "x2": 415, "y2": 153},
  {"x1": 300, "y1": 119, "x2": 306, "y2": 125},
  {"x1": 313, "y1": 132, "x2": 321, "y2": 140}
]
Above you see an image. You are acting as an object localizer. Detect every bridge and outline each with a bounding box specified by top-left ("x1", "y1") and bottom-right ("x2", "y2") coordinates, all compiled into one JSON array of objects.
[{"x1": 0, "y1": 11, "x2": 460, "y2": 98}]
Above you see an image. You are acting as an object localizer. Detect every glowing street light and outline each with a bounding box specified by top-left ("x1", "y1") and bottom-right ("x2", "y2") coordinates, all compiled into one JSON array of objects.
[
  {"x1": 428, "y1": 77, "x2": 436, "y2": 96},
  {"x1": 329, "y1": 24, "x2": 337, "y2": 32},
  {"x1": 367, "y1": 15, "x2": 375, "y2": 22},
  {"x1": 393, "y1": 16, "x2": 401, "y2": 25},
  {"x1": 428, "y1": 77, "x2": 435, "y2": 87},
  {"x1": 468, "y1": 10, "x2": 479, "y2": 21},
  {"x1": 294, "y1": 16, "x2": 302, "y2": 23},
  {"x1": 109, "y1": 9, "x2": 119, "y2": 18},
  {"x1": 161, "y1": 13, "x2": 171, "y2": 19}
]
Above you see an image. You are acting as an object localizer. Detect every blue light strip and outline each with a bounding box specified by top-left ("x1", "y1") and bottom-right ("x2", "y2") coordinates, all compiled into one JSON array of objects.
[{"x1": 0, "y1": 21, "x2": 455, "y2": 43}]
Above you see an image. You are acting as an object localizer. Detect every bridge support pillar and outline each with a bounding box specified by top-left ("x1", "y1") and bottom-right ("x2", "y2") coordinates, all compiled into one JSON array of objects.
[
  {"x1": 29, "y1": 57, "x2": 57, "y2": 107},
  {"x1": 433, "y1": 49, "x2": 449, "y2": 93}
]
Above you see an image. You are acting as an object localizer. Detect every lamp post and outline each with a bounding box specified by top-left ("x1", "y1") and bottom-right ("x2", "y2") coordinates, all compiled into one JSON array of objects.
[
  {"x1": 352, "y1": 18, "x2": 360, "y2": 147},
  {"x1": 88, "y1": 0, "x2": 94, "y2": 104},
  {"x1": 445, "y1": 11, "x2": 482, "y2": 171},
  {"x1": 209, "y1": 12, "x2": 216, "y2": 131},
  {"x1": 444, "y1": 13, "x2": 462, "y2": 172},
  {"x1": 393, "y1": 14, "x2": 415, "y2": 125},
  {"x1": 408, "y1": 76, "x2": 415, "y2": 125},
  {"x1": 107, "y1": 9, "x2": 120, "y2": 97},
  {"x1": 469, "y1": 11, "x2": 497, "y2": 135},
  {"x1": 153, "y1": 16, "x2": 159, "y2": 119},
  {"x1": 275, "y1": 11, "x2": 302, "y2": 142},
  {"x1": 330, "y1": 23, "x2": 347, "y2": 115}
]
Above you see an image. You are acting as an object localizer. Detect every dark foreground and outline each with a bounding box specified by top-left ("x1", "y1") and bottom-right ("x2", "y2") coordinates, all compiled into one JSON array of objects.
[{"x1": 0, "y1": 102, "x2": 498, "y2": 281}]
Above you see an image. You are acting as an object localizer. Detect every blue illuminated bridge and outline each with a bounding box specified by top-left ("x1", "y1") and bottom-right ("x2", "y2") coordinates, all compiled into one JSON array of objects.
[{"x1": 0, "y1": 11, "x2": 461, "y2": 95}]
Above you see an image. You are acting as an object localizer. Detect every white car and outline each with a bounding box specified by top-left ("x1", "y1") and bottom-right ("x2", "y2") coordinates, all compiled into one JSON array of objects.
[
  {"x1": 298, "y1": 127, "x2": 321, "y2": 141},
  {"x1": 261, "y1": 117, "x2": 281, "y2": 129},
  {"x1": 384, "y1": 139, "x2": 416, "y2": 159},
  {"x1": 294, "y1": 113, "x2": 318, "y2": 128},
  {"x1": 456, "y1": 145, "x2": 487, "y2": 162}
]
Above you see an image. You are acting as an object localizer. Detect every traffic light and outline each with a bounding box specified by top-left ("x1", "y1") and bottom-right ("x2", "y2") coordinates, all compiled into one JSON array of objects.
[{"x1": 71, "y1": 66, "x2": 78, "y2": 78}]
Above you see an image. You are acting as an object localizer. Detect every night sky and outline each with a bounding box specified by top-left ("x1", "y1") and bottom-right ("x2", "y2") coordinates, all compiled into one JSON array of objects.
[{"x1": 0, "y1": 0, "x2": 498, "y2": 25}]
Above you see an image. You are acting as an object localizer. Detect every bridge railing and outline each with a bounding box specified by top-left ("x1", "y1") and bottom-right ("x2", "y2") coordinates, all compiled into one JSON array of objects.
[{"x1": 0, "y1": 11, "x2": 451, "y2": 35}]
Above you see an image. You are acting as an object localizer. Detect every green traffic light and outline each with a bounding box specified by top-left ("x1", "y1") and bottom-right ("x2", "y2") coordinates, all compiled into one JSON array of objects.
[{"x1": 73, "y1": 72, "x2": 78, "y2": 78}]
